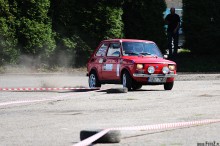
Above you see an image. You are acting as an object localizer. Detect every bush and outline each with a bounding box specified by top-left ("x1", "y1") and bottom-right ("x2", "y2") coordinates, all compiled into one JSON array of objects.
[
  {"x1": 50, "y1": 0, "x2": 124, "y2": 67},
  {"x1": 0, "y1": 0, "x2": 19, "y2": 65},
  {"x1": 18, "y1": 18, "x2": 55, "y2": 57},
  {"x1": 14, "y1": 0, "x2": 56, "y2": 64}
]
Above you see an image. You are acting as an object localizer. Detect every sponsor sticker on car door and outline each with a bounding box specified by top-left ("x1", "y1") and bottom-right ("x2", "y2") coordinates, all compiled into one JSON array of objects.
[{"x1": 103, "y1": 64, "x2": 113, "y2": 71}]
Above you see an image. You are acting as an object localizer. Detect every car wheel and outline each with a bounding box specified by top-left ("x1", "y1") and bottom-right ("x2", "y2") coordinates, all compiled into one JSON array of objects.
[
  {"x1": 80, "y1": 130, "x2": 121, "y2": 144},
  {"x1": 122, "y1": 71, "x2": 132, "y2": 91},
  {"x1": 132, "y1": 83, "x2": 142, "y2": 90},
  {"x1": 164, "y1": 82, "x2": 174, "y2": 90},
  {"x1": 89, "y1": 72, "x2": 101, "y2": 88}
]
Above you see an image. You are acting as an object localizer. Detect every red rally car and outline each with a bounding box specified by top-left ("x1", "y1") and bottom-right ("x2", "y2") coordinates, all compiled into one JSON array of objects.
[{"x1": 87, "y1": 39, "x2": 177, "y2": 91}]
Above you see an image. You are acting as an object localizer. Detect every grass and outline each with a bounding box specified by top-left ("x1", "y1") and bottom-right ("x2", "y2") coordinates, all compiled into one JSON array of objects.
[{"x1": 169, "y1": 51, "x2": 220, "y2": 72}]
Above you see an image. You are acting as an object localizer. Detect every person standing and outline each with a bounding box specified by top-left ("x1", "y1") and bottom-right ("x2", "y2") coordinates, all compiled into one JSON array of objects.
[{"x1": 165, "y1": 7, "x2": 180, "y2": 57}]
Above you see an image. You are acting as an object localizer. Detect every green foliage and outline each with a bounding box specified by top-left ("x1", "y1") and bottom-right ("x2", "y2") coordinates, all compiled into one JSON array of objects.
[
  {"x1": 15, "y1": 0, "x2": 50, "y2": 22},
  {"x1": 49, "y1": 0, "x2": 88, "y2": 67},
  {"x1": 50, "y1": 0, "x2": 124, "y2": 67},
  {"x1": 0, "y1": 18, "x2": 19, "y2": 65},
  {"x1": 182, "y1": 0, "x2": 220, "y2": 54},
  {"x1": 72, "y1": 0, "x2": 124, "y2": 47},
  {"x1": 17, "y1": 18, "x2": 55, "y2": 57},
  {"x1": 105, "y1": 6, "x2": 124, "y2": 39},
  {"x1": 15, "y1": 0, "x2": 56, "y2": 60},
  {"x1": 0, "y1": 0, "x2": 19, "y2": 65},
  {"x1": 123, "y1": 0, "x2": 167, "y2": 52},
  {"x1": 62, "y1": 38, "x2": 77, "y2": 49},
  {"x1": 1, "y1": 0, "x2": 168, "y2": 67}
]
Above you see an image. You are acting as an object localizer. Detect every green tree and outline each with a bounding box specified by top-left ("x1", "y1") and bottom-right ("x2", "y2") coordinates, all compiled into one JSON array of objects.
[
  {"x1": 103, "y1": 0, "x2": 124, "y2": 39},
  {"x1": 65, "y1": 0, "x2": 124, "y2": 48},
  {"x1": 123, "y1": 0, "x2": 167, "y2": 52},
  {"x1": 50, "y1": 0, "x2": 85, "y2": 67},
  {"x1": 15, "y1": 0, "x2": 55, "y2": 60},
  {"x1": 50, "y1": 0, "x2": 124, "y2": 67},
  {"x1": 182, "y1": 0, "x2": 220, "y2": 54},
  {"x1": 0, "y1": 0, "x2": 19, "y2": 65}
]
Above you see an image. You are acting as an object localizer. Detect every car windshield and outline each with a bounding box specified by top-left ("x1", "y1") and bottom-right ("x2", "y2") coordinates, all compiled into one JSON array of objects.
[{"x1": 122, "y1": 42, "x2": 163, "y2": 58}]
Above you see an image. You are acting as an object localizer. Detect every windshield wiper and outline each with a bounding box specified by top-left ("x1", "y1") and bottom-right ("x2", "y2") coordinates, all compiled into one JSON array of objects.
[
  {"x1": 139, "y1": 52, "x2": 151, "y2": 55},
  {"x1": 125, "y1": 52, "x2": 139, "y2": 56}
]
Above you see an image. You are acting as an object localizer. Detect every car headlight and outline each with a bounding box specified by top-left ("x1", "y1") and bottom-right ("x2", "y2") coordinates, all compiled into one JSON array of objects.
[
  {"x1": 148, "y1": 66, "x2": 155, "y2": 74},
  {"x1": 162, "y1": 66, "x2": 169, "y2": 74},
  {"x1": 168, "y1": 65, "x2": 176, "y2": 71},
  {"x1": 137, "y1": 64, "x2": 143, "y2": 69}
]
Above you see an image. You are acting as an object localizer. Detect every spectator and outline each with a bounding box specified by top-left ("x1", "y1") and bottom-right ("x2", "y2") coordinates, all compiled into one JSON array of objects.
[{"x1": 165, "y1": 7, "x2": 180, "y2": 57}]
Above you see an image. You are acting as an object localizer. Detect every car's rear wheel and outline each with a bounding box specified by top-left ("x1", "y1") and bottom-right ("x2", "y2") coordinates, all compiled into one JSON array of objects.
[
  {"x1": 122, "y1": 71, "x2": 132, "y2": 91},
  {"x1": 132, "y1": 83, "x2": 142, "y2": 90},
  {"x1": 89, "y1": 72, "x2": 101, "y2": 88},
  {"x1": 164, "y1": 82, "x2": 174, "y2": 90}
]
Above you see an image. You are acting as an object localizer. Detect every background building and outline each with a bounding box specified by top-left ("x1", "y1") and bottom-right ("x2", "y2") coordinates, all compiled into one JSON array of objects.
[{"x1": 165, "y1": 0, "x2": 182, "y2": 8}]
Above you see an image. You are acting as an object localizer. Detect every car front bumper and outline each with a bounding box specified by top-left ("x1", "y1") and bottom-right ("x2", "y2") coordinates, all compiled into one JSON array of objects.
[{"x1": 133, "y1": 73, "x2": 177, "y2": 78}]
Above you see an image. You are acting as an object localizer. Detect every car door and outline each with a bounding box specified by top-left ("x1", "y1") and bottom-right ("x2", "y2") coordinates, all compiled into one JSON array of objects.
[
  {"x1": 102, "y1": 42, "x2": 121, "y2": 81},
  {"x1": 90, "y1": 42, "x2": 109, "y2": 81}
]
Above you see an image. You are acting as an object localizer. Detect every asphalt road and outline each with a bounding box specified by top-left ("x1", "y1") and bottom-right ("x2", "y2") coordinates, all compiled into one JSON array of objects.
[{"x1": 0, "y1": 73, "x2": 220, "y2": 146}]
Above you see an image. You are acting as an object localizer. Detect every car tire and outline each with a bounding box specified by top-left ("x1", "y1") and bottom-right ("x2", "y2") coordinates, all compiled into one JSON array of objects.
[
  {"x1": 132, "y1": 83, "x2": 142, "y2": 90},
  {"x1": 164, "y1": 82, "x2": 174, "y2": 90},
  {"x1": 89, "y1": 72, "x2": 101, "y2": 88},
  {"x1": 80, "y1": 130, "x2": 121, "y2": 144},
  {"x1": 106, "y1": 88, "x2": 128, "y2": 94},
  {"x1": 122, "y1": 71, "x2": 132, "y2": 91}
]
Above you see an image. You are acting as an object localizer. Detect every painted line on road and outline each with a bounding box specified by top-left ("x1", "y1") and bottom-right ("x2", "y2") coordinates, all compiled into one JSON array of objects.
[{"x1": 74, "y1": 119, "x2": 220, "y2": 146}]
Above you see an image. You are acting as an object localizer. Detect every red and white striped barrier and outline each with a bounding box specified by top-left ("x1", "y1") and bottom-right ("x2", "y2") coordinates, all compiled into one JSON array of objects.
[
  {"x1": 0, "y1": 87, "x2": 100, "y2": 91},
  {"x1": 0, "y1": 88, "x2": 103, "y2": 107},
  {"x1": 74, "y1": 119, "x2": 220, "y2": 146}
]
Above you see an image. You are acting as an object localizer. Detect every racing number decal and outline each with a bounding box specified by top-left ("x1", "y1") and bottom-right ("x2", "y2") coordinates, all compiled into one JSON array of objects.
[{"x1": 103, "y1": 64, "x2": 113, "y2": 71}]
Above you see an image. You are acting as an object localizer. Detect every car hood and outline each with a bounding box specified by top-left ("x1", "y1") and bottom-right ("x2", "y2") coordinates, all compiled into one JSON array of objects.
[{"x1": 122, "y1": 56, "x2": 176, "y2": 64}]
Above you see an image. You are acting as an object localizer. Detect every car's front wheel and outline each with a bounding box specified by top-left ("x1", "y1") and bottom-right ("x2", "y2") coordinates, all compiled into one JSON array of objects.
[
  {"x1": 122, "y1": 71, "x2": 132, "y2": 91},
  {"x1": 132, "y1": 83, "x2": 142, "y2": 90},
  {"x1": 89, "y1": 72, "x2": 101, "y2": 88},
  {"x1": 164, "y1": 82, "x2": 174, "y2": 90}
]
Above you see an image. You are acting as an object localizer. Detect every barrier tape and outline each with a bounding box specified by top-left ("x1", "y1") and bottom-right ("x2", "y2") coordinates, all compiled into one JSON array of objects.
[
  {"x1": 0, "y1": 88, "x2": 103, "y2": 107},
  {"x1": 0, "y1": 87, "x2": 100, "y2": 92},
  {"x1": 74, "y1": 119, "x2": 220, "y2": 146}
]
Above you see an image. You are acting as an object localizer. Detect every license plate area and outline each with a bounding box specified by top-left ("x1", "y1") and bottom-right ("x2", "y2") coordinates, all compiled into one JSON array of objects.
[{"x1": 148, "y1": 77, "x2": 167, "y2": 83}]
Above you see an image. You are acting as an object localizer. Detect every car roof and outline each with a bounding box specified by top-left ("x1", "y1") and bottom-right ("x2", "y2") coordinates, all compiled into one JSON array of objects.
[{"x1": 102, "y1": 39, "x2": 154, "y2": 43}]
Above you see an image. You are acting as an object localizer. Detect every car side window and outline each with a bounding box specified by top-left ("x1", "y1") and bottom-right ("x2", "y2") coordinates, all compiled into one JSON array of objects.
[
  {"x1": 96, "y1": 43, "x2": 108, "y2": 56},
  {"x1": 107, "y1": 43, "x2": 121, "y2": 57}
]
